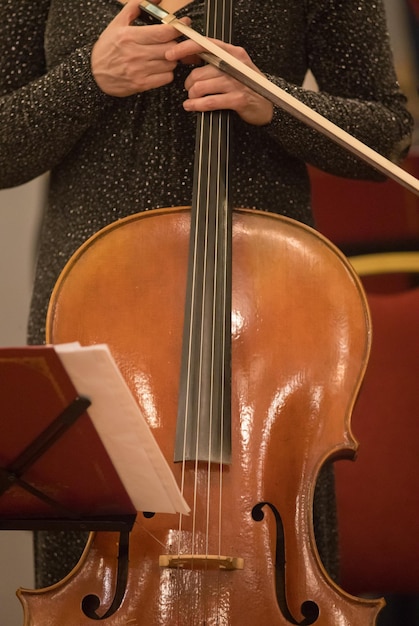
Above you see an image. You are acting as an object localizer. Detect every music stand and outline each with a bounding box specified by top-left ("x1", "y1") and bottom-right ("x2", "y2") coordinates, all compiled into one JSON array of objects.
[{"x1": 0, "y1": 346, "x2": 140, "y2": 533}]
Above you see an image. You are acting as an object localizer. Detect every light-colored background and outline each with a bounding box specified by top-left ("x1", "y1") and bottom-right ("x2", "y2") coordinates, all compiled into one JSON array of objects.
[
  {"x1": 0, "y1": 1, "x2": 417, "y2": 624},
  {"x1": 0, "y1": 176, "x2": 45, "y2": 625}
]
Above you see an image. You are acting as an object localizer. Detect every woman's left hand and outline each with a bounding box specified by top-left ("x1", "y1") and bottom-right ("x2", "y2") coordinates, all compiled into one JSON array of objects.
[{"x1": 166, "y1": 39, "x2": 273, "y2": 126}]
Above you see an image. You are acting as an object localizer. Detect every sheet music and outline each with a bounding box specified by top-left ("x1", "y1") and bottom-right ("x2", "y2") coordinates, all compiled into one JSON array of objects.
[{"x1": 55, "y1": 342, "x2": 190, "y2": 516}]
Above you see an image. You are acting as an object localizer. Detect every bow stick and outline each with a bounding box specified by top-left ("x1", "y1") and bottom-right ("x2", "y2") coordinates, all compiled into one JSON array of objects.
[{"x1": 139, "y1": 0, "x2": 419, "y2": 197}]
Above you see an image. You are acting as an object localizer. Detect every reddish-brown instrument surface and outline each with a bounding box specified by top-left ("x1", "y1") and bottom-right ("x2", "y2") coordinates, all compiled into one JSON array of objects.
[{"x1": 19, "y1": 207, "x2": 384, "y2": 625}]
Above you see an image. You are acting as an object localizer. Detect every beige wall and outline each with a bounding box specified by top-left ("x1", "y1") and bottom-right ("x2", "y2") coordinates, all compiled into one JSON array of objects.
[
  {"x1": 0, "y1": 176, "x2": 45, "y2": 625},
  {"x1": 386, "y1": 0, "x2": 419, "y2": 122}
]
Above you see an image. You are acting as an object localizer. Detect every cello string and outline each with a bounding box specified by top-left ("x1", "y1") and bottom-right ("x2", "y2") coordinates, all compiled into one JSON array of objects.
[
  {"x1": 199, "y1": 0, "x2": 220, "y2": 616},
  {"x1": 200, "y1": 0, "x2": 233, "y2": 617},
  {"x1": 203, "y1": 0, "x2": 216, "y2": 565},
  {"x1": 192, "y1": 0, "x2": 215, "y2": 570},
  {"x1": 175, "y1": 109, "x2": 208, "y2": 624},
  {"x1": 208, "y1": 0, "x2": 232, "y2": 560},
  {"x1": 203, "y1": 0, "x2": 233, "y2": 618},
  {"x1": 194, "y1": 106, "x2": 215, "y2": 562},
  {"x1": 186, "y1": 106, "x2": 214, "y2": 624},
  {"x1": 217, "y1": 3, "x2": 233, "y2": 618},
  {"x1": 218, "y1": 107, "x2": 231, "y2": 561},
  {"x1": 205, "y1": 107, "x2": 219, "y2": 559},
  {"x1": 176, "y1": 0, "x2": 232, "y2": 615},
  {"x1": 178, "y1": 105, "x2": 214, "y2": 562},
  {"x1": 177, "y1": 111, "x2": 206, "y2": 553}
]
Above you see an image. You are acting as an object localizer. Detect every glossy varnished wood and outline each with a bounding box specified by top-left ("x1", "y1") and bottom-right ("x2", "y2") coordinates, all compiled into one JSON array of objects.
[{"x1": 19, "y1": 208, "x2": 384, "y2": 625}]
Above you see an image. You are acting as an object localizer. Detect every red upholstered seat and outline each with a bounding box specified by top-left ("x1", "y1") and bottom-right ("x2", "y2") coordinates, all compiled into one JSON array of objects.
[{"x1": 335, "y1": 286, "x2": 419, "y2": 596}]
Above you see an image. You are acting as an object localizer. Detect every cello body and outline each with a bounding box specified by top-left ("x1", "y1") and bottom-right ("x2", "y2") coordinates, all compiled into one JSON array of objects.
[{"x1": 19, "y1": 206, "x2": 384, "y2": 625}]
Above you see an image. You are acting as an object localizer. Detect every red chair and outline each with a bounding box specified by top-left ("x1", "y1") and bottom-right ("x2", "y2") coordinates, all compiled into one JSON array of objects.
[{"x1": 335, "y1": 254, "x2": 419, "y2": 598}]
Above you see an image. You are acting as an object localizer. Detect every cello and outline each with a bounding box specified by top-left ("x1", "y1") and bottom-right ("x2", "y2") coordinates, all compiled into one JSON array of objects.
[{"x1": 16, "y1": 1, "x2": 418, "y2": 623}]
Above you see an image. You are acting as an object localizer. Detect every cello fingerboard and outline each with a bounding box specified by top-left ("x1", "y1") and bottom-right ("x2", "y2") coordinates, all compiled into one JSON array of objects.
[{"x1": 174, "y1": 0, "x2": 233, "y2": 464}]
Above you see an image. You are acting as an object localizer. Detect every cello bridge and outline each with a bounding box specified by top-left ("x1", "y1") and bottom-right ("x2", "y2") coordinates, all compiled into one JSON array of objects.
[{"x1": 159, "y1": 554, "x2": 244, "y2": 570}]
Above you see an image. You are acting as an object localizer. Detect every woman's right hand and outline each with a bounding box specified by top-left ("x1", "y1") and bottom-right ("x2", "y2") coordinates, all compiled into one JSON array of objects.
[{"x1": 91, "y1": 0, "x2": 186, "y2": 96}]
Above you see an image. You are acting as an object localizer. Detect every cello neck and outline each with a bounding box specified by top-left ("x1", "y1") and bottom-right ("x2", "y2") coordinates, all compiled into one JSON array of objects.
[{"x1": 174, "y1": 0, "x2": 233, "y2": 464}]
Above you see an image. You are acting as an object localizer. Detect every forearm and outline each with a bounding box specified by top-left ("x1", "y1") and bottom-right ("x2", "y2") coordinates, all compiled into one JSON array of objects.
[
  {"x1": 264, "y1": 0, "x2": 414, "y2": 180},
  {"x1": 265, "y1": 79, "x2": 413, "y2": 180},
  {"x1": 0, "y1": 46, "x2": 110, "y2": 189}
]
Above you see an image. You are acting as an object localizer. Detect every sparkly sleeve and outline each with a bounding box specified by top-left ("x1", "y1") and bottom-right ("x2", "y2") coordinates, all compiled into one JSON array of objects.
[
  {"x1": 265, "y1": 0, "x2": 414, "y2": 179},
  {"x1": 0, "y1": 0, "x2": 109, "y2": 188}
]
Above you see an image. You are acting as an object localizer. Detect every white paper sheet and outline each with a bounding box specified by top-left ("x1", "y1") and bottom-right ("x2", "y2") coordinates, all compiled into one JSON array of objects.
[{"x1": 55, "y1": 342, "x2": 189, "y2": 515}]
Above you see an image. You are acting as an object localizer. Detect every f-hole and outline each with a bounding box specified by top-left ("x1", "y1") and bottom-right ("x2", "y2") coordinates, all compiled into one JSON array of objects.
[
  {"x1": 252, "y1": 502, "x2": 319, "y2": 625},
  {"x1": 81, "y1": 530, "x2": 130, "y2": 620}
]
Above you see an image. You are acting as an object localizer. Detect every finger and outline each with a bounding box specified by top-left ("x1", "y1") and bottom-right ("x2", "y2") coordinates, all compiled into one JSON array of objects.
[
  {"x1": 166, "y1": 37, "x2": 243, "y2": 63},
  {"x1": 133, "y1": 17, "x2": 191, "y2": 46},
  {"x1": 186, "y1": 75, "x2": 235, "y2": 99},
  {"x1": 182, "y1": 86, "x2": 273, "y2": 125},
  {"x1": 114, "y1": 1, "x2": 186, "y2": 45},
  {"x1": 183, "y1": 92, "x2": 240, "y2": 113},
  {"x1": 138, "y1": 70, "x2": 177, "y2": 91},
  {"x1": 133, "y1": 24, "x2": 183, "y2": 45},
  {"x1": 184, "y1": 65, "x2": 225, "y2": 90},
  {"x1": 166, "y1": 38, "x2": 206, "y2": 62},
  {"x1": 113, "y1": 0, "x2": 142, "y2": 26}
]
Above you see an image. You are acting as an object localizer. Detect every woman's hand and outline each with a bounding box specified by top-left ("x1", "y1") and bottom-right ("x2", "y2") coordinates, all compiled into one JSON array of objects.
[
  {"x1": 166, "y1": 39, "x2": 273, "y2": 126},
  {"x1": 91, "y1": 0, "x2": 188, "y2": 96}
]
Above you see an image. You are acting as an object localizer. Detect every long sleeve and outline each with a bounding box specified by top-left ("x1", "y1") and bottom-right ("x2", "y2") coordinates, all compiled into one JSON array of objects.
[
  {"x1": 263, "y1": 0, "x2": 413, "y2": 179},
  {"x1": 0, "y1": 0, "x2": 110, "y2": 188}
]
